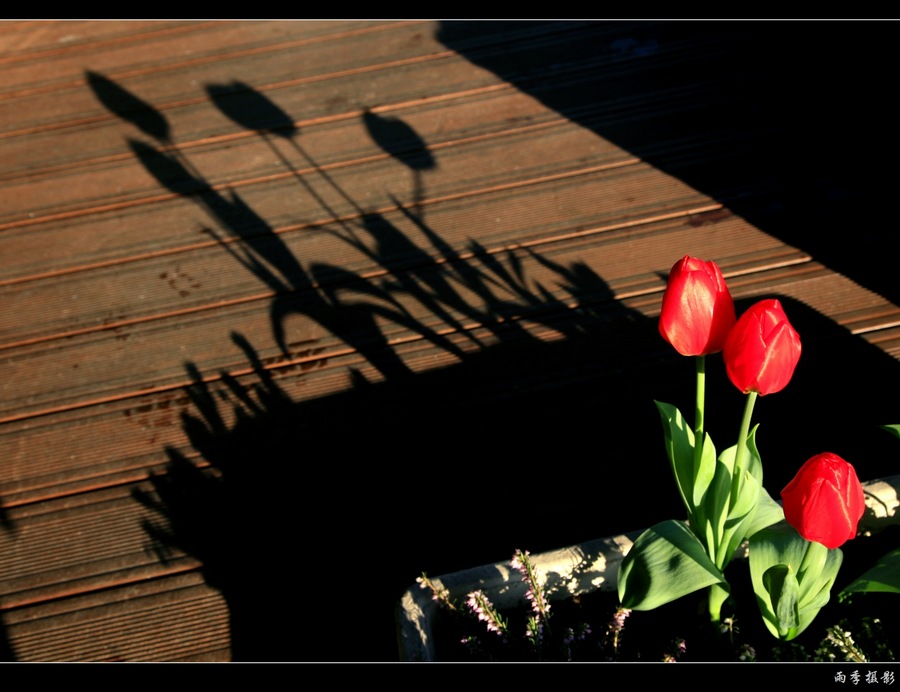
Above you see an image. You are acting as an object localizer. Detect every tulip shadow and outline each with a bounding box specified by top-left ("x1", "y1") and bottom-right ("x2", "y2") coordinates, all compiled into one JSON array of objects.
[
  {"x1": 362, "y1": 108, "x2": 436, "y2": 216},
  {"x1": 96, "y1": 74, "x2": 681, "y2": 659},
  {"x1": 86, "y1": 70, "x2": 172, "y2": 144},
  {"x1": 124, "y1": 124, "x2": 460, "y2": 383},
  {"x1": 130, "y1": 290, "x2": 900, "y2": 660},
  {"x1": 205, "y1": 80, "x2": 367, "y2": 226},
  {"x1": 88, "y1": 68, "x2": 900, "y2": 660}
]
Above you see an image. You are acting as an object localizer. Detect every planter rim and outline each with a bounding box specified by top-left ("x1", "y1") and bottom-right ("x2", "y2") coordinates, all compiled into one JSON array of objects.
[{"x1": 396, "y1": 473, "x2": 900, "y2": 662}]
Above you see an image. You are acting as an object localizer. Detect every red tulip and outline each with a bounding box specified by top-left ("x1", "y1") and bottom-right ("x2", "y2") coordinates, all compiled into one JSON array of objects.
[
  {"x1": 781, "y1": 453, "x2": 865, "y2": 550},
  {"x1": 658, "y1": 256, "x2": 736, "y2": 356},
  {"x1": 723, "y1": 299, "x2": 801, "y2": 395}
]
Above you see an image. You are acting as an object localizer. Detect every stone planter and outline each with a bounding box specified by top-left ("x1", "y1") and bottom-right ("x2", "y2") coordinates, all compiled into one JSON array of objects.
[{"x1": 396, "y1": 475, "x2": 900, "y2": 662}]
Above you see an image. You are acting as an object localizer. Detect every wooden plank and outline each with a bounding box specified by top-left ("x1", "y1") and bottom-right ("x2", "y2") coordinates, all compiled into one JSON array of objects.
[
  {"x1": 0, "y1": 185, "x2": 773, "y2": 422},
  {"x1": 0, "y1": 22, "x2": 204, "y2": 64},
  {"x1": 0, "y1": 21, "x2": 417, "y2": 133},
  {"x1": 0, "y1": 22, "x2": 384, "y2": 94},
  {"x1": 3, "y1": 572, "x2": 228, "y2": 661},
  {"x1": 0, "y1": 221, "x2": 835, "y2": 506},
  {"x1": 0, "y1": 107, "x2": 639, "y2": 247},
  {"x1": 0, "y1": 84, "x2": 746, "y2": 283},
  {"x1": 0, "y1": 20, "x2": 745, "y2": 213},
  {"x1": 6, "y1": 244, "x2": 893, "y2": 510},
  {"x1": 0, "y1": 485, "x2": 197, "y2": 609},
  {"x1": 0, "y1": 133, "x2": 644, "y2": 344}
]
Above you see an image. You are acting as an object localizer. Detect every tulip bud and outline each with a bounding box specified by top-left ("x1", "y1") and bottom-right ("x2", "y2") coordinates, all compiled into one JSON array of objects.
[
  {"x1": 723, "y1": 299, "x2": 801, "y2": 395},
  {"x1": 658, "y1": 256, "x2": 736, "y2": 356},
  {"x1": 781, "y1": 453, "x2": 865, "y2": 550}
]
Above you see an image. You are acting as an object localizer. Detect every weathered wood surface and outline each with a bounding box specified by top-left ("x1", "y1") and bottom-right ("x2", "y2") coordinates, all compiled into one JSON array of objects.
[{"x1": 1, "y1": 20, "x2": 898, "y2": 661}]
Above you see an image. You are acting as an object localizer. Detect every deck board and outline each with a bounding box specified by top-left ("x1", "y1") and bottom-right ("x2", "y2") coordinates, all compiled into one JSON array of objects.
[{"x1": 1, "y1": 20, "x2": 899, "y2": 661}]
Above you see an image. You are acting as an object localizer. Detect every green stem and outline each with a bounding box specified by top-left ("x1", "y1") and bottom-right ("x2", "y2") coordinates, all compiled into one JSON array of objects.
[
  {"x1": 690, "y1": 355, "x2": 707, "y2": 532},
  {"x1": 708, "y1": 582, "x2": 730, "y2": 623},
  {"x1": 733, "y1": 391, "x2": 759, "y2": 476},
  {"x1": 694, "y1": 355, "x2": 706, "y2": 471}
]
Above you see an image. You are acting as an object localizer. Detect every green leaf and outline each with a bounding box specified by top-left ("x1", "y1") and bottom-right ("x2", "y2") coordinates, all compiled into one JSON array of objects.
[
  {"x1": 727, "y1": 465, "x2": 761, "y2": 529},
  {"x1": 705, "y1": 450, "x2": 733, "y2": 549},
  {"x1": 881, "y1": 424, "x2": 900, "y2": 441},
  {"x1": 840, "y1": 548, "x2": 900, "y2": 598},
  {"x1": 655, "y1": 401, "x2": 695, "y2": 515},
  {"x1": 724, "y1": 426, "x2": 762, "y2": 513},
  {"x1": 740, "y1": 485, "x2": 785, "y2": 540},
  {"x1": 693, "y1": 431, "x2": 717, "y2": 511},
  {"x1": 799, "y1": 543, "x2": 842, "y2": 618},
  {"x1": 714, "y1": 429, "x2": 780, "y2": 569},
  {"x1": 742, "y1": 425, "x2": 764, "y2": 484},
  {"x1": 763, "y1": 563, "x2": 799, "y2": 634},
  {"x1": 718, "y1": 465, "x2": 762, "y2": 568},
  {"x1": 618, "y1": 519, "x2": 726, "y2": 611},
  {"x1": 720, "y1": 483, "x2": 783, "y2": 572},
  {"x1": 686, "y1": 432, "x2": 717, "y2": 542},
  {"x1": 750, "y1": 524, "x2": 843, "y2": 640}
]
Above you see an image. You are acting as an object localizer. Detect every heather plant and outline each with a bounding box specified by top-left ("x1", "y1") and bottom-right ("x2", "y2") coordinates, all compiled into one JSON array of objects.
[{"x1": 417, "y1": 550, "x2": 634, "y2": 661}]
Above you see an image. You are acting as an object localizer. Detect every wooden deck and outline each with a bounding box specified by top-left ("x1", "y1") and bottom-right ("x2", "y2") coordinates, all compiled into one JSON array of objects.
[{"x1": 1, "y1": 20, "x2": 900, "y2": 661}]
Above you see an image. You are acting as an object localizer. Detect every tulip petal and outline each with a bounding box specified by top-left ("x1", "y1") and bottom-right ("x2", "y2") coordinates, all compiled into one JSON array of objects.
[
  {"x1": 756, "y1": 322, "x2": 801, "y2": 395},
  {"x1": 781, "y1": 453, "x2": 864, "y2": 550},
  {"x1": 659, "y1": 256, "x2": 735, "y2": 356},
  {"x1": 724, "y1": 313, "x2": 769, "y2": 393},
  {"x1": 724, "y1": 299, "x2": 801, "y2": 395}
]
